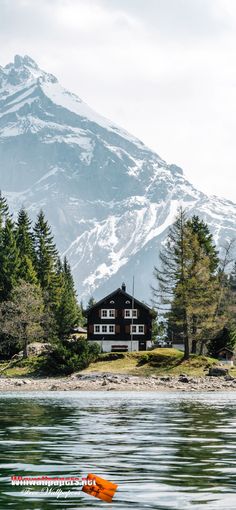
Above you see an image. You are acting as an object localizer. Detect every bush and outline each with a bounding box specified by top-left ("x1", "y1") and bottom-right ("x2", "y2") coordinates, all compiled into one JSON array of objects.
[
  {"x1": 41, "y1": 339, "x2": 101, "y2": 375},
  {"x1": 138, "y1": 348, "x2": 183, "y2": 367},
  {"x1": 98, "y1": 352, "x2": 126, "y2": 361}
]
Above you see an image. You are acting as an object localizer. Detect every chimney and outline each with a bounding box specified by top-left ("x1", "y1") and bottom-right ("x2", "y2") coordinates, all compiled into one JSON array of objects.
[{"x1": 121, "y1": 282, "x2": 126, "y2": 292}]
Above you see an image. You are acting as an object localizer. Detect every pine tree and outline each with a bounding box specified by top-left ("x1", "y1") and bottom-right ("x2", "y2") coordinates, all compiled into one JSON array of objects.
[
  {"x1": 0, "y1": 191, "x2": 9, "y2": 232},
  {"x1": 33, "y1": 210, "x2": 59, "y2": 305},
  {"x1": 87, "y1": 297, "x2": 96, "y2": 310},
  {"x1": 209, "y1": 323, "x2": 236, "y2": 358},
  {"x1": 0, "y1": 219, "x2": 20, "y2": 301},
  {"x1": 187, "y1": 215, "x2": 219, "y2": 273},
  {"x1": 56, "y1": 257, "x2": 81, "y2": 339},
  {"x1": 153, "y1": 208, "x2": 220, "y2": 358},
  {"x1": 16, "y1": 208, "x2": 37, "y2": 284}
]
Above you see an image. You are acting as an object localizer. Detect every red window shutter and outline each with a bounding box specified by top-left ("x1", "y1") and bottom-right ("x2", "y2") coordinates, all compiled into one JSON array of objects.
[
  {"x1": 144, "y1": 325, "x2": 147, "y2": 334},
  {"x1": 115, "y1": 325, "x2": 120, "y2": 334},
  {"x1": 125, "y1": 325, "x2": 130, "y2": 334},
  {"x1": 98, "y1": 309, "x2": 101, "y2": 318},
  {"x1": 115, "y1": 309, "x2": 118, "y2": 318},
  {"x1": 122, "y1": 309, "x2": 125, "y2": 317},
  {"x1": 89, "y1": 325, "x2": 93, "y2": 333}
]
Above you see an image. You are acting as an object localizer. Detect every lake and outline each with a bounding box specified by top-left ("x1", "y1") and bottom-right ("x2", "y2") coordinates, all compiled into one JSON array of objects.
[{"x1": 0, "y1": 391, "x2": 236, "y2": 509}]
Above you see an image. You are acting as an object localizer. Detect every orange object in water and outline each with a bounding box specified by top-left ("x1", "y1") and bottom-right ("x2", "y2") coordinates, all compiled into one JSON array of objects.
[{"x1": 82, "y1": 473, "x2": 118, "y2": 503}]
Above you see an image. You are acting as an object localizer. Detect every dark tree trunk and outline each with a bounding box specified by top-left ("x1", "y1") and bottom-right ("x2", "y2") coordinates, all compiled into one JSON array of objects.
[
  {"x1": 23, "y1": 323, "x2": 28, "y2": 358},
  {"x1": 191, "y1": 339, "x2": 197, "y2": 354}
]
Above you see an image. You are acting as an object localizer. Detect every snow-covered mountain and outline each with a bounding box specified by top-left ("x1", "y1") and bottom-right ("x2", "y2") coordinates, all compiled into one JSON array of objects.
[{"x1": 0, "y1": 55, "x2": 236, "y2": 303}]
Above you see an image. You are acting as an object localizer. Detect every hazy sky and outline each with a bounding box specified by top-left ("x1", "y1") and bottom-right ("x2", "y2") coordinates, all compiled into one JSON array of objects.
[{"x1": 1, "y1": 0, "x2": 236, "y2": 201}]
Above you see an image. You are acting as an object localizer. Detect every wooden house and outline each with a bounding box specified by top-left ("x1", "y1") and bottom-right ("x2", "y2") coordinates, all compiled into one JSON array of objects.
[
  {"x1": 216, "y1": 347, "x2": 235, "y2": 366},
  {"x1": 86, "y1": 283, "x2": 153, "y2": 352}
]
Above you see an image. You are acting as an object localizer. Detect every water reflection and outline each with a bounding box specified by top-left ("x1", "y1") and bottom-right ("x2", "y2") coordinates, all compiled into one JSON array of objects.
[{"x1": 0, "y1": 392, "x2": 235, "y2": 509}]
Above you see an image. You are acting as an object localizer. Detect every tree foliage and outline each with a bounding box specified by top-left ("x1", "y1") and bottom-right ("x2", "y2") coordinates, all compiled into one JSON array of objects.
[
  {"x1": 0, "y1": 193, "x2": 83, "y2": 361},
  {"x1": 153, "y1": 208, "x2": 222, "y2": 358}
]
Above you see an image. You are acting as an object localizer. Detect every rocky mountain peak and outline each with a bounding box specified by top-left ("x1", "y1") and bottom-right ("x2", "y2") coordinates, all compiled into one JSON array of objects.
[{"x1": 13, "y1": 55, "x2": 39, "y2": 69}]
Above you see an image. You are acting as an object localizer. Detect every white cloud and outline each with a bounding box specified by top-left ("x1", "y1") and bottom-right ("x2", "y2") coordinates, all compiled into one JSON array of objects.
[{"x1": 0, "y1": 0, "x2": 236, "y2": 201}]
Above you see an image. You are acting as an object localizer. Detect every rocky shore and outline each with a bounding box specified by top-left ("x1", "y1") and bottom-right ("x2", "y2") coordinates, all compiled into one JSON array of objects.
[{"x1": 1, "y1": 371, "x2": 236, "y2": 392}]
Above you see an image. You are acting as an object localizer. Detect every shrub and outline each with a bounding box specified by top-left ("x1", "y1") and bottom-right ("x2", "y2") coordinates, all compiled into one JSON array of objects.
[
  {"x1": 98, "y1": 352, "x2": 126, "y2": 361},
  {"x1": 41, "y1": 339, "x2": 101, "y2": 375}
]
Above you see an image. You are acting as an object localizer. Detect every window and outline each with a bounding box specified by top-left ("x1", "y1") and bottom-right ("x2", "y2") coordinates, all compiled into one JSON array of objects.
[
  {"x1": 125, "y1": 300, "x2": 130, "y2": 304},
  {"x1": 101, "y1": 309, "x2": 115, "y2": 319},
  {"x1": 94, "y1": 324, "x2": 115, "y2": 335},
  {"x1": 124, "y1": 309, "x2": 138, "y2": 318},
  {"x1": 130, "y1": 324, "x2": 145, "y2": 335},
  {"x1": 110, "y1": 300, "x2": 115, "y2": 304}
]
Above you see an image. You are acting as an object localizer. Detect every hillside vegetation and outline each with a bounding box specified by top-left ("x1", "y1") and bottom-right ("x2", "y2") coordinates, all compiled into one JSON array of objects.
[
  {"x1": 82, "y1": 349, "x2": 219, "y2": 377},
  {"x1": 0, "y1": 348, "x2": 221, "y2": 378}
]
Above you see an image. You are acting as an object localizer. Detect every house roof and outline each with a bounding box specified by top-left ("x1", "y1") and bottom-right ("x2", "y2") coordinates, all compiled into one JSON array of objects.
[
  {"x1": 87, "y1": 287, "x2": 152, "y2": 312},
  {"x1": 216, "y1": 347, "x2": 234, "y2": 354}
]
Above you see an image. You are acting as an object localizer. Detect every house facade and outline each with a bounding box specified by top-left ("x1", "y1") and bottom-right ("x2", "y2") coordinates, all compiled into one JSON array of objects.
[{"x1": 86, "y1": 283, "x2": 153, "y2": 352}]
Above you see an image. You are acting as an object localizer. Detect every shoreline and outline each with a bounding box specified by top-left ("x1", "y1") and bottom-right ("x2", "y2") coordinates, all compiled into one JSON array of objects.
[{"x1": 1, "y1": 372, "x2": 236, "y2": 392}]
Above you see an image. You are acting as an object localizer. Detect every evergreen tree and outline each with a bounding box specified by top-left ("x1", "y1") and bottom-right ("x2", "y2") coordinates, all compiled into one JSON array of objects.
[
  {"x1": 16, "y1": 208, "x2": 37, "y2": 284},
  {"x1": 87, "y1": 296, "x2": 96, "y2": 310},
  {"x1": 0, "y1": 191, "x2": 9, "y2": 232},
  {"x1": 56, "y1": 258, "x2": 81, "y2": 339},
  {"x1": 153, "y1": 208, "x2": 220, "y2": 358},
  {"x1": 0, "y1": 219, "x2": 20, "y2": 301},
  {"x1": 209, "y1": 323, "x2": 236, "y2": 358},
  {"x1": 33, "y1": 210, "x2": 59, "y2": 306},
  {"x1": 187, "y1": 215, "x2": 219, "y2": 273}
]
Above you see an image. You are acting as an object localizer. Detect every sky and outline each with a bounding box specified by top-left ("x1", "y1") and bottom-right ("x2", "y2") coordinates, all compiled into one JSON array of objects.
[{"x1": 0, "y1": 0, "x2": 236, "y2": 202}]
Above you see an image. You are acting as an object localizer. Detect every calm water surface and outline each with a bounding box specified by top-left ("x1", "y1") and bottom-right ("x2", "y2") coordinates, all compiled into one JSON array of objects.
[{"x1": 0, "y1": 391, "x2": 236, "y2": 509}]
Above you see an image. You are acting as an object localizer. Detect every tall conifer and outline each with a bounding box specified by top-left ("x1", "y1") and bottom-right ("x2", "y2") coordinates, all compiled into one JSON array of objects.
[
  {"x1": 16, "y1": 208, "x2": 37, "y2": 284},
  {"x1": 0, "y1": 219, "x2": 20, "y2": 300},
  {"x1": 33, "y1": 210, "x2": 59, "y2": 304}
]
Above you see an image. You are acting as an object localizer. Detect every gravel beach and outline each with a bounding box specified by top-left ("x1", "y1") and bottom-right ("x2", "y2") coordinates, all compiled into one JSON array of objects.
[{"x1": 1, "y1": 372, "x2": 236, "y2": 392}]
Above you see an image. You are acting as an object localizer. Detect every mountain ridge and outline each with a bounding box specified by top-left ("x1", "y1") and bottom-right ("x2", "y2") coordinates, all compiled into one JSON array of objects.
[{"x1": 0, "y1": 55, "x2": 235, "y2": 303}]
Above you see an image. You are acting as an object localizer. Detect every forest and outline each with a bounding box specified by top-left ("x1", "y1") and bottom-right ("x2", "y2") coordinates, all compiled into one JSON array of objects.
[{"x1": 0, "y1": 192, "x2": 99, "y2": 374}]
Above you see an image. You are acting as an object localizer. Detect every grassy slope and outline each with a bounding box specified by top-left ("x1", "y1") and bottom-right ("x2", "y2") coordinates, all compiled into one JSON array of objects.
[
  {"x1": 1, "y1": 348, "x2": 234, "y2": 378},
  {"x1": 82, "y1": 349, "x2": 219, "y2": 377}
]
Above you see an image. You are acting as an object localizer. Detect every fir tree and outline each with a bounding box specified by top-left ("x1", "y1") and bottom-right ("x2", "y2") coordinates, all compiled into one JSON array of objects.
[
  {"x1": 87, "y1": 297, "x2": 96, "y2": 310},
  {"x1": 16, "y1": 208, "x2": 37, "y2": 284},
  {"x1": 33, "y1": 210, "x2": 59, "y2": 305},
  {"x1": 0, "y1": 191, "x2": 9, "y2": 232},
  {"x1": 153, "y1": 208, "x2": 220, "y2": 358},
  {"x1": 187, "y1": 215, "x2": 219, "y2": 273},
  {"x1": 0, "y1": 219, "x2": 20, "y2": 301},
  {"x1": 209, "y1": 323, "x2": 236, "y2": 358},
  {"x1": 56, "y1": 258, "x2": 81, "y2": 339}
]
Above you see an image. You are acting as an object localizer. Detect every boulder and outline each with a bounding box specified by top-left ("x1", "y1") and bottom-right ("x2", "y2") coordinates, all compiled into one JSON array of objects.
[
  {"x1": 208, "y1": 367, "x2": 229, "y2": 377},
  {"x1": 224, "y1": 374, "x2": 235, "y2": 381},
  {"x1": 178, "y1": 375, "x2": 189, "y2": 383}
]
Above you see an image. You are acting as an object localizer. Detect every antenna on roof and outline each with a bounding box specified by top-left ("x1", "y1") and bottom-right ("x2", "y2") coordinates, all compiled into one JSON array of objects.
[{"x1": 131, "y1": 275, "x2": 135, "y2": 352}]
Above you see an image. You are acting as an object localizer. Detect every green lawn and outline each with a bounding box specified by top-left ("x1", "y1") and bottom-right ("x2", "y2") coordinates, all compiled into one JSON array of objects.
[
  {"x1": 82, "y1": 348, "x2": 218, "y2": 377},
  {"x1": 0, "y1": 348, "x2": 225, "y2": 378}
]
